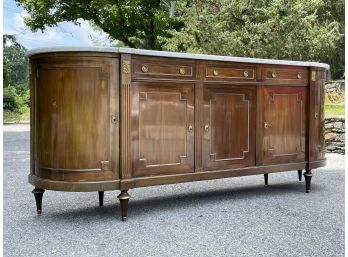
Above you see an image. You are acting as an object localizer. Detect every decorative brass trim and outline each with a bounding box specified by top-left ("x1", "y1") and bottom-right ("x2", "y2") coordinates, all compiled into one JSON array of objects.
[
  {"x1": 179, "y1": 67, "x2": 186, "y2": 75},
  {"x1": 141, "y1": 65, "x2": 149, "y2": 73},
  {"x1": 122, "y1": 60, "x2": 130, "y2": 74}
]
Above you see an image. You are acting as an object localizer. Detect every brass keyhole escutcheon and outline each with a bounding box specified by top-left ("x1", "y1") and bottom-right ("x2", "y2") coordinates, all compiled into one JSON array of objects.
[
  {"x1": 213, "y1": 69, "x2": 219, "y2": 76},
  {"x1": 188, "y1": 124, "x2": 193, "y2": 132},
  {"x1": 314, "y1": 112, "x2": 318, "y2": 119},
  {"x1": 271, "y1": 72, "x2": 277, "y2": 78},
  {"x1": 243, "y1": 70, "x2": 249, "y2": 77},
  {"x1": 297, "y1": 73, "x2": 302, "y2": 79},
  {"x1": 179, "y1": 67, "x2": 186, "y2": 75},
  {"x1": 204, "y1": 124, "x2": 209, "y2": 132},
  {"x1": 141, "y1": 65, "x2": 149, "y2": 73},
  {"x1": 111, "y1": 114, "x2": 117, "y2": 124}
]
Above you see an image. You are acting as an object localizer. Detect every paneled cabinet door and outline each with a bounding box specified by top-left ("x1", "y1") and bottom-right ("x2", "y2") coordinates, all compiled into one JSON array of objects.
[
  {"x1": 263, "y1": 86, "x2": 307, "y2": 164},
  {"x1": 203, "y1": 85, "x2": 256, "y2": 170},
  {"x1": 131, "y1": 83, "x2": 194, "y2": 177},
  {"x1": 35, "y1": 58, "x2": 119, "y2": 181}
]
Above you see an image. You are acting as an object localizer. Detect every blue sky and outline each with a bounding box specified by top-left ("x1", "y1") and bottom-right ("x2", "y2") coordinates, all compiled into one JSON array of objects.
[{"x1": 3, "y1": 0, "x2": 114, "y2": 49}]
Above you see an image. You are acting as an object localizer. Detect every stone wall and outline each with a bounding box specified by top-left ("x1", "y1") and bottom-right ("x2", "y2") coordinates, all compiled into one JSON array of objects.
[{"x1": 325, "y1": 117, "x2": 345, "y2": 154}]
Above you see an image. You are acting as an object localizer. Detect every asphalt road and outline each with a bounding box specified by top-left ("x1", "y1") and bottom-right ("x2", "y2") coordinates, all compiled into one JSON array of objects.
[{"x1": 3, "y1": 124, "x2": 345, "y2": 257}]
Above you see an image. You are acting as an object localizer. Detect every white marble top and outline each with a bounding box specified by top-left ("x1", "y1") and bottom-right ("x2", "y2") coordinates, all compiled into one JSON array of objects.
[{"x1": 26, "y1": 46, "x2": 329, "y2": 69}]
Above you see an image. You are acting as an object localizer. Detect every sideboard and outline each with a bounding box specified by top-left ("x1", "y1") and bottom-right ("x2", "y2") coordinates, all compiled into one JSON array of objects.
[{"x1": 27, "y1": 47, "x2": 329, "y2": 221}]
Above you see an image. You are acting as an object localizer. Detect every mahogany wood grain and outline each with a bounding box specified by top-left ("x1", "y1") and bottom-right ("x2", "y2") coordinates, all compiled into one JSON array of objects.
[
  {"x1": 131, "y1": 82, "x2": 195, "y2": 177},
  {"x1": 309, "y1": 68, "x2": 326, "y2": 161},
  {"x1": 203, "y1": 85, "x2": 256, "y2": 170},
  {"x1": 132, "y1": 56, "x2": 196, "y2": 80},
  {"x1": 34, "y1": 56, "x2": 119, "y2": 182},
  {"x1": 262, "y1": 86, "x2": 307, "y2": 164}
]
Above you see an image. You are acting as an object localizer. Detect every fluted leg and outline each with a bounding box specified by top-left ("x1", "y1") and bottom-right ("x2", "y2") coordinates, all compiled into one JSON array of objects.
[
  {"x1": 303, "y1": 169, "x2": 312, "y2": 193},
  {"x1": 264, "y1": 174, "x2": 268, "y2": 185},
  {"x1": 118, "y1": 190, "x2": 130, "y2": 221},
  {"x1": 98, "y1": 191, "x2": 104, "y2": 207},
  {"x1": 32, "y1": 188, "x2": 45, "y2": 215},
  {"x1": 298, "y1": 170, "x2": 302, "y2": 181}
]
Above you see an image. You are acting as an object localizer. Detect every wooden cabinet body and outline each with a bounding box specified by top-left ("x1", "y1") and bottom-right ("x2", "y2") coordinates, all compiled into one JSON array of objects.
[{"x1": 28, "y1": 48, "x2": 328, "y2": 218}]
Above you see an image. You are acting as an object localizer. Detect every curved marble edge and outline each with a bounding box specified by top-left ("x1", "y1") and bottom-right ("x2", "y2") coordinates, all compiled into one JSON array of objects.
[{"x1": 26, "y1": 46, "x2": 330, "y2": 69}]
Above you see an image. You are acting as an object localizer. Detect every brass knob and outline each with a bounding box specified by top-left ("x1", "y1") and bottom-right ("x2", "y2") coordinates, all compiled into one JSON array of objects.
[
  {"x1": 179, "y1": 67, "x2": 186, "y2": 75},
  {"x1": 204, "y1": 124, "x2": 209, "y2": 132},
  {"x1": 271, "y1": 72, "x2": 277, "y2": 78},
  {"x1": 264, "y1": 122, "x2": 271, "y2": 129},
  {"x1": 141, "y1": 65, "x2": 149, "y2": 73},
  {"x1": 243, "y1": 70, "x2": 249, "y2": 77},
  {"x1": 188, "y1": 124, "x2": 193, "y2": 132},
  {"x1": 297, "y1": 73, "x2": 302, "y2": 79},
  {"x1": 213, "y1": 69, "x2": 219, "y2": 76}
]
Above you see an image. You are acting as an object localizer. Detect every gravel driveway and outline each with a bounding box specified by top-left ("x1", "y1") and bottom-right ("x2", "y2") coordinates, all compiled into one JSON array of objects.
[{"x1": 3, "y1": 124, "x2": 344, "y2": 257}]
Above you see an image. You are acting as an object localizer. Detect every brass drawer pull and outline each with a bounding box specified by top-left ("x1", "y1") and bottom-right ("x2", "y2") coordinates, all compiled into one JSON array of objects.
[
  {"x1": 141, "y1": 65, "x2": 149, "y2": 73},
  {"x1": 213, "y1": 69, "x2": 219, "y2": 76},
  {"x1": 179, "y1": 67, "x2": 186, "y2": 75},
  {"x1": 297, "y1": 73, "x2": 302, "y2": 79},
  {"x1": 271, "y1": 72, "x2": 277, "y2": 78},
  {"x1": 188, "y1": 124, "x2": 193, "y2": 132},
  {"x1": 204, "y1": 124, "x2": 209, "y2": 132},
  {"x1": 243, "y1": 70, "x2": 249, "y2": 77}
]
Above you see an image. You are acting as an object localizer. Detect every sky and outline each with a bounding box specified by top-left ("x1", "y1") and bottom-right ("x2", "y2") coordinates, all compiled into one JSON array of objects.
[{"x1": 3, "y1": 0, "x2": 114, "y2": 49}]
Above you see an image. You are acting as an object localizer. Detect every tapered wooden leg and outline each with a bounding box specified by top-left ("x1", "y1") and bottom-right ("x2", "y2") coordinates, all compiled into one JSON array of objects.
[
  {"x1": 117, "y1": 190, "x2": 130, "y2": 221},
  {"x1": 98, "y1": 191, "x2": 104, "y2": 207},
  {"x1": 298, "y1": 170, "x2": 302, "y2": 181},
  {"x1": 264, "y1": 173, "x2": 268, "y2": 185},
  {"x1": 32, "y1": 188, "x2": 45, "y2": 215},
  {"x1": 303, "y1": 169, "x2": 312, "y2": 193}
]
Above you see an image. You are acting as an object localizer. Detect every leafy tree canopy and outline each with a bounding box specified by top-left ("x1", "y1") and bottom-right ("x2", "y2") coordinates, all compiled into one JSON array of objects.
[
  {"x1": 163, "y1": 0, "x2": 344, "y2": 78},
  {"x1": 15, "y1": 0, "x2": 183, "y2": 50},
  {"x1": 15, "y1": 0, "x2": 344, "y2": 78},
  {"x1": 3, "y1": 34, "x2": 28, "y2": 93}
]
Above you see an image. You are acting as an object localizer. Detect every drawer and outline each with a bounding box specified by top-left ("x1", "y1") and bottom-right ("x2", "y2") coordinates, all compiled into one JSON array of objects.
[
  {"x1": 132, "y1": 58, "x2": 195, "y2": 80},
  {"x1": 263, "y1": 67, "x2": 308, "y2": 84},
  {"x1": 205, "y1": 64, "x2": 256, "y2": 81}
]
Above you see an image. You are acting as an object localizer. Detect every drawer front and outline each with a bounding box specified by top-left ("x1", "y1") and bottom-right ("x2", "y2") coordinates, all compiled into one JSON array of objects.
[
  {"x1": 205, "y1": 64, "x2": 256, "y2": 81},
  {"x1": 263, "y1": 67, "x2": 308, "y2": 84},
  {"x1": 132, "y1": 58, "x2": 195, "y2": 80}
]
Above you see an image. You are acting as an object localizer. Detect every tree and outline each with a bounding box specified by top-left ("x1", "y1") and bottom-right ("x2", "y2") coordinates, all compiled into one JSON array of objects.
[
  {"x1": 162, "y1": 0, "x2": 344, "y2": 79},
  {"x1": 3, "y1": 35, "x2": 29, "y2": 113},
  {"x1": 15, "y1": 0, "x2": 184, "y2": 50},
  {"x1": 3, "y1": 35, "x2": 29, "y2": 93}
]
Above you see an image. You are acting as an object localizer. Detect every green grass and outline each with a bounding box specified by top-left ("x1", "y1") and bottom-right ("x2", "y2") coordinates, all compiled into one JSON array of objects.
[
  {"x1": 325, "y1": 104, "x2": 345, "y2": 117},
  {"x1": 3, "y1": 109, "x2": 30, "y2": 123}
]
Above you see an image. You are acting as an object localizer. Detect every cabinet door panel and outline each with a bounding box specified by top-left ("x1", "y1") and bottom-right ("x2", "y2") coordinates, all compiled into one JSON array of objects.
[
  {"x1": 131, "y1": 83, "x2": 194, "y2": 177},
  {"x1": 203, "y1": 85, "x2": 256, "y2": 170},
  {"x1": 263, "y1": 86, "x2": 306, "y2": 164},
  {"x1": 35, "y1": 59, "x2": 119, "y2": 181}
]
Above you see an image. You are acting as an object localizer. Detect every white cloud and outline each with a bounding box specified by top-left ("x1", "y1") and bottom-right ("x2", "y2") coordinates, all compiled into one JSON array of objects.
[{"x1": 4, "y1": 10, "x2": 115, "y2": 49}]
